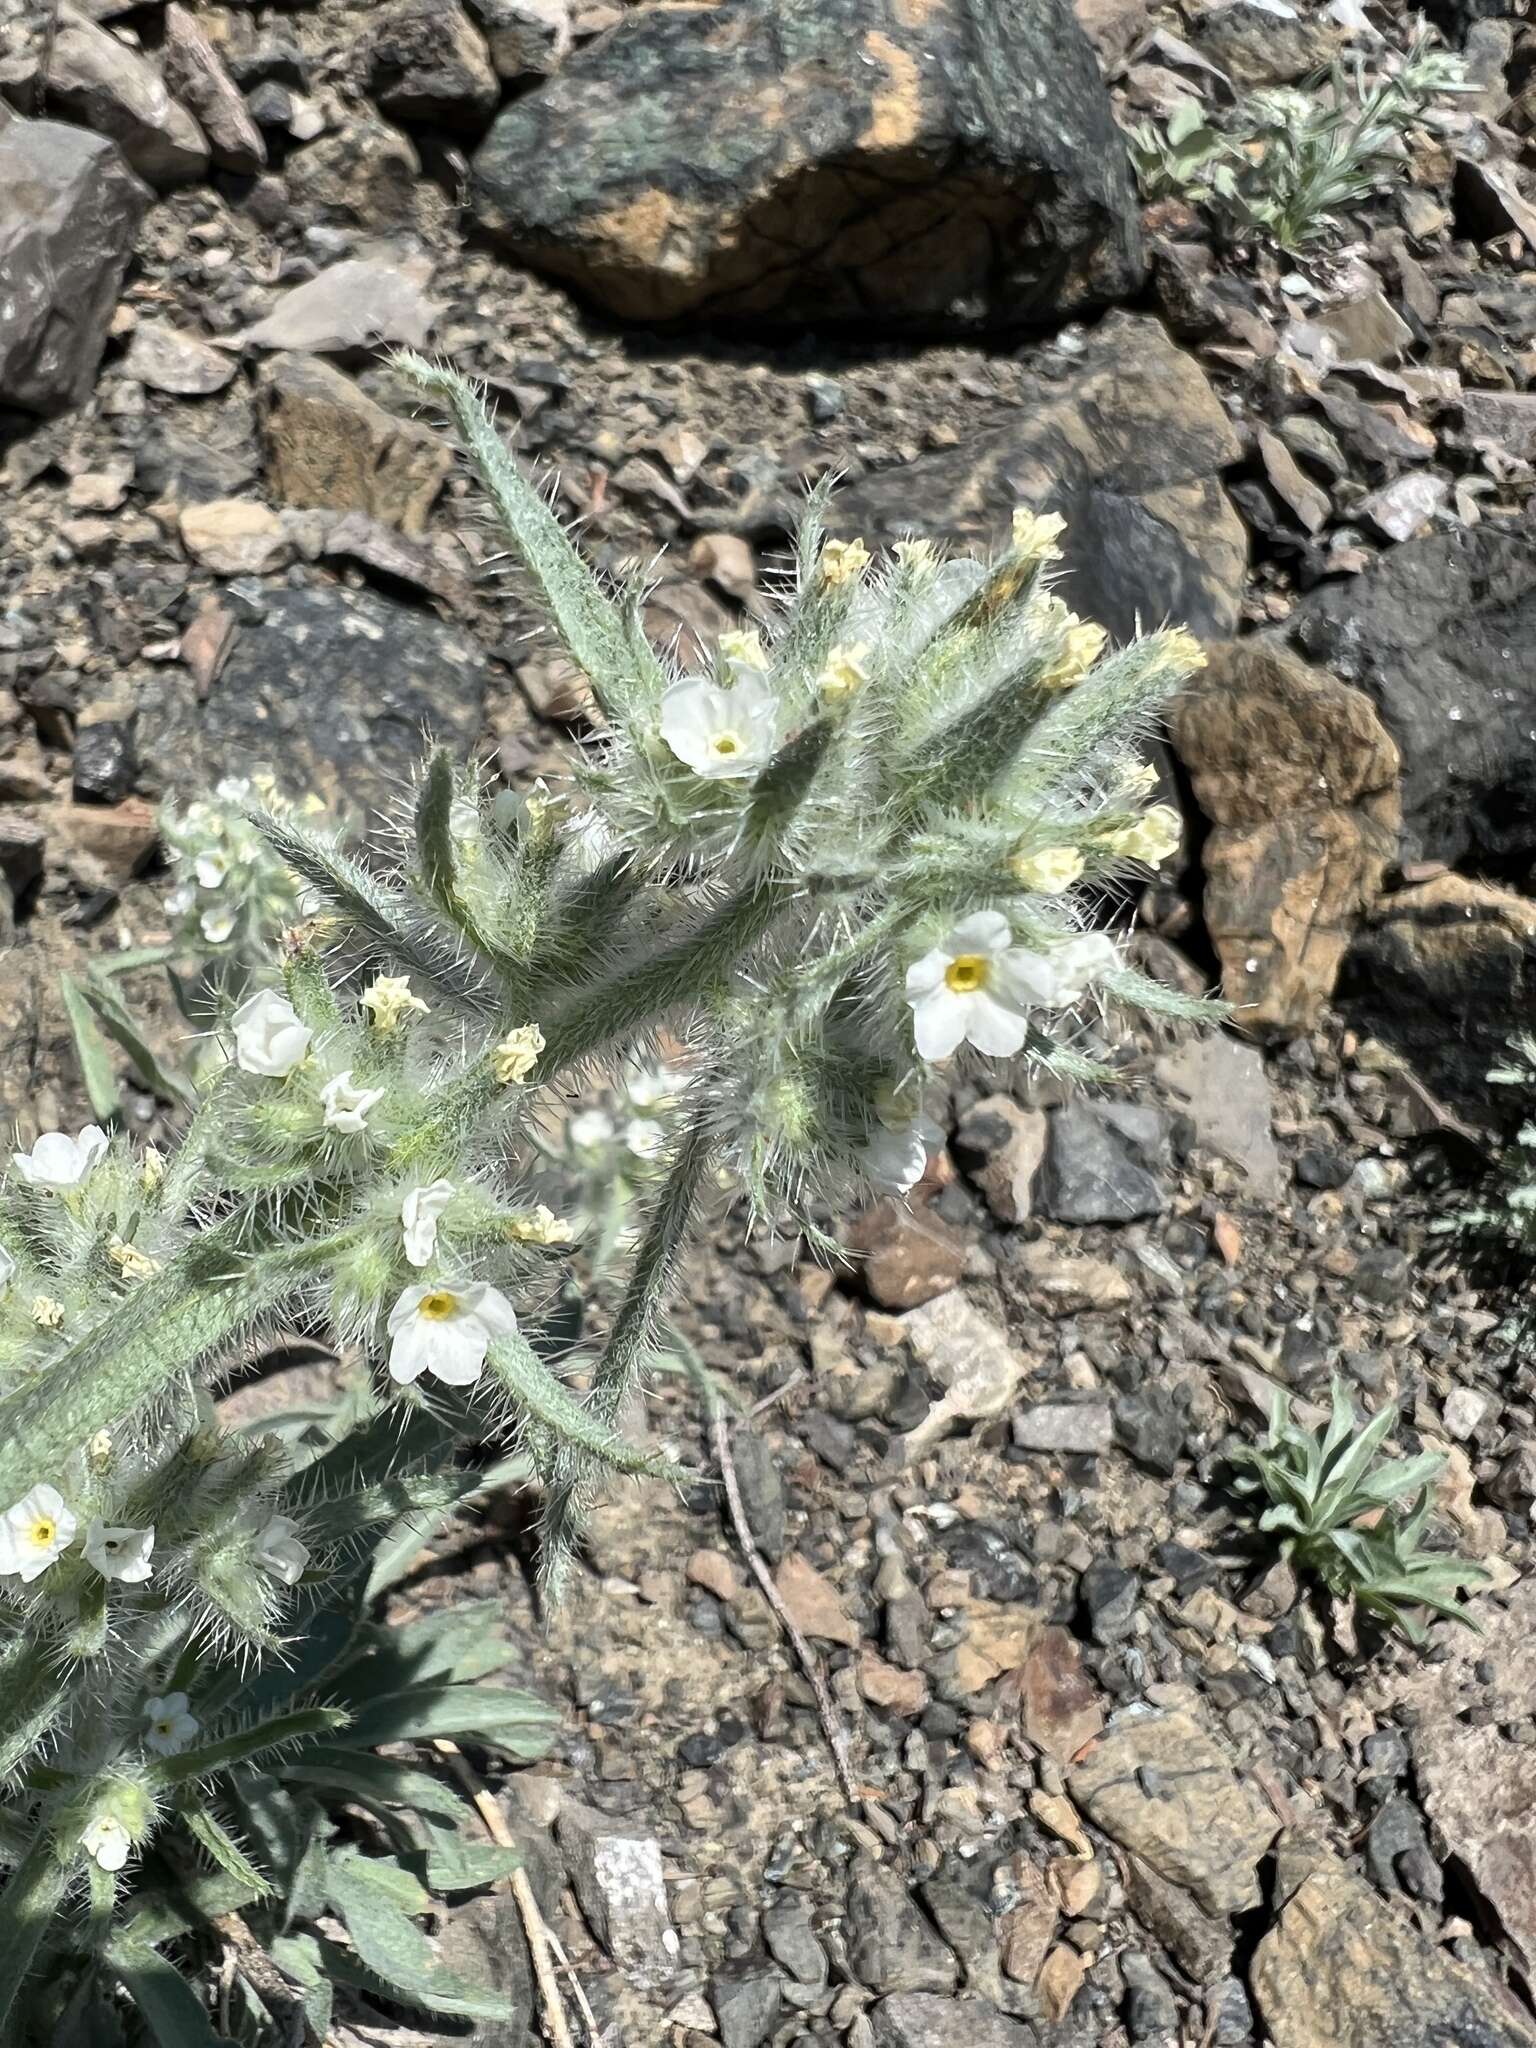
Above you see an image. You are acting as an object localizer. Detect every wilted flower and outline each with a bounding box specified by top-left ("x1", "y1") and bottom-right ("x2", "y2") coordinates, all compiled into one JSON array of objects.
[
  {"x1": 232, "y1": 989, "x2": 312, "y2": 1078},
  {"x1": 11, "y1": 1125, "x2": 110, "y2": 1190},
  {"x1": 1010, "y1": 508, "x2": 1068, "y2": 562},
  {"x1": 660, "y1": 674, "x2": 777, "y2": 780},
  {"x1": 492, "y1": 1023, "x2": 545, "y2": 1086},
  {"x1": 1107, "y1": 804, "x2": 1182, "y2": 865},
  {"x1": 320, "y1": 1071, "x2": 386, "y2": 1135},
  {"x1": 387, "y1": 1281, "x2": 519, "y2": 1388},
  {"x1": 84, "y1": 1518, "x2": 155, "y2": 1585},
  {"x1": 107, "y1": 1238, "x2": 159, "y2": 1282},
  {"x1": 143, "y1": 1693, "x2": 199, "y2": 1757},
  {"x1": 1040, "y1": 619, "x2": 1108, "y2": 690},
  {"x1": 253, "y1": 1514, "x2": 309, "y2": 1586},
  {"x1": 1010, "y1": 845, "x2": 1085, "y2": 894},
  {"x1": 401, "y1": 1180, "x2": 456, "y2": 1268},
  {"x1": 80, "y1": 1814, "x2": 131, "y2": 1872},
  {"x1": 892, "y1": 538, "x2": 938, "y2": 574},
  {"x1": 819, "y1": 537, "x2": 870, "y2": 587},
  {"x1": 0, "y1": 1484, "x2": 77, "y2": 1582},
  {"x1": 507, "y1": 1204, "x2": 571, "y2": 1245},
  {"x1": 30, "y1": 1297, "x2": 64, "y2": 1330},
  {"x1": 718, "y1": 628, "x2": 768, "y2": 673},
  {"x1": 816, "y1": 643, "x2": 870, "y2": 703},
  {"x1": 361, "y1": 974, "x2": 430, "y2": 1033}
]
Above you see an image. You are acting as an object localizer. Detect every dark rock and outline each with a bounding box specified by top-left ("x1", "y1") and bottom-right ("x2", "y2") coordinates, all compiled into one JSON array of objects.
[
  {"x1": 710, "y1": 1967, "x2": 784, "y2": 2048},
  {"x1": 836, "y1": 313, "x2": 1244, "y2": 645},
  {"x1": 133, "y1": 584, "x2": 488, "y2": 814},
  {"x1": 466, "y1": 0, "x2": 572, "y2": 80},
  {"x1": 1194, "y1": 2, "x2": 1341, "y2": 87},
  {"x1": 1121, "y1": 1952, "x2": 1180, "y2": 2043},
  {"x1": 1080, "y1": 1558, "x2": 1139, "y2": 1645},
  {"x1": 1296, "y1": 1146, "x2": 1352, "y2": 1190},
  {"x1": 940, "y1": 1523, "x2": 1036, "y2": 1606},
  {"x1": 871, "y1": 1994, "x2": 1040, "y2": 2047},
  {"x1": 1113, "y1": 1387, "x2": 1188, "y2": 1475},
  {"x1": 1208, "y1": 1977, "x2": 1256, "y2": 2045},
  {"x1": 160, "y1": 3, "x2": 267, "y2": 174},
  {"x1": 0, "y1": 117, "x2": 150, "y2": 416},
  {"x1": 761, "y1": 1894, "x2": 827, "y2": 1987},
  {"x1": 847, "y1": 1856, "x2": 959, "y2": 1997},
  {"x1": 1351, "y1": 1247, "x2": 1411, "y2": 1305},
  {"x1": 800, "y1": 1408, "x2": 857, "y2": 1475},
  {"x1": 1366, "y1": 1798, "x2": 1443, "y2": 1908},
  {"x1": 135, "y1": 418, "x2": 260, "y2": 505},
  {"x1": 364, "y1": 0, "x2": 499, "y2": 131},
  {"x1": 1037, "y1": 1101, "x2": 1166, "y2": 1225},
  {"x1": 3, "y1": 6, "x2": 207, "y2": 186},
  {"x1": 471, "y1": 0, "x2": 1143, "y2": 329},
  {"x1": 73, "y1": 709, "x2": 137, "y2": 805},
  {"x1": 1290, "y1": 529, "x2": 1536, "y2": 875}
]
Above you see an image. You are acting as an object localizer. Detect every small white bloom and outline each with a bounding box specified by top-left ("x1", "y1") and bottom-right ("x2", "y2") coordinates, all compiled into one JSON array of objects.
[
  {"x1": 80, "y1": 1814, "x2": 131, "y2": 1872},
  {"x1": 659, "y1": 674, "x2": 777, "y2": 780},
  {"x1": 0, "y1": 1485, "x2": 77, "y2": 1582},
  {"x1": 194, "y1": 849, "x2": 230, "y2": 890},
  {"x1": 320, "y1": 1070, "x2": 385, "y2": 1136},
  {"x1": 360, "y1": 974, "x2": 429, "y2": 1033},
  {"x1": 0, "y1": 1245, "x2": 15, "y2": 1292},
  {"x1": 862, "y1": 1116, "x2": 943, "y2": 1195},
  {"x1": 624, "y1": 1066, "x2": 682, "y2": 1111},
  {"x1": 231, "y1": 989, "x2": 311, "y2": 1078},
  {"x1": 622, "y1": 1118, "x2": 666, "y2": 1161},
  {"x1": 84, "y1": 1518, "x2": 155, "y2": 1585},
  {"x1": 200, "y1": 907, "x2": 237, "y2": 945},
  {"x1": 569, "y1": 1109, "x2": 616, "y2": 1153},
  {"x1": 143, "y1": 1692, "x2": 198, "y2": 1757},
  {"x1": 12, "y1": 1125, "x2": 110, "y2": 1190},
  {"x1": 166, "y1": 885, "x2": 195, "y2": 917},
  {"x1": 214, "y1": 776, "x2": 252, "y2": 804},
  {"x1": 904, "y1": 913, "x2": 1123, "y2": 1062},
  {"x1": 253, "y1": 1513, "x2": 309, "y2": 1586},
  {"x1": 401, "y1": 1180, "x2": 455, "y2": 1268},
  {"x1": 387, "y1": 1281, "x2": 519, "y2": 1389}
]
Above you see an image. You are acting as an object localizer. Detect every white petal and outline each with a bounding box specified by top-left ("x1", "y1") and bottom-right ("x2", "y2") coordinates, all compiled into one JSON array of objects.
[
  {"x1": 911, "y1": 987, "x2": 966, "y2": 1062},
  {"x1": 387, "y1": 1283, "x2": 434, "y2": 1336},
  {"x1": 946, "y1": 909, "x2": 1013, "y2": 956},
  {"x1": 959, "y1": 989, "x2": 1030, "y2": 1057},
  {"x1": 904, "y1": 946, "x2": 951, "y2": 1000},
  {"x1": 401, "y1": 1181, "x2": 455, "y2": 1269},
  {"x1": 463, "y1": 1284, "x2": 519, "y2": 1342}
]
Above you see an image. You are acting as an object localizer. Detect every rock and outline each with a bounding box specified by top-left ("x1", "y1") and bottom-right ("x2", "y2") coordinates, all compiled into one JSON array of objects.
[
  {"x1": 365, "y1": 0, "x2": 499, "y2": 130},
  {"x1": 0, "y1": 117, "x2": 149, "y2": 416},
  {"x1": 239, "y1": 259, "x2": 443, "y2": 356},
  {"x1": 710, "y1": 1968, "x2": 783, "y2": 2048},
  {"x1": 847, "y1": 1857, "x2": 958, "y2": 1997},
  {"x1": 940, "y1": 1522, "x2": 1035, "y2": 1604},
  {"x1": 556, "y1": 1805, "x2": 680, "y2": 1989},
  {"x1": 954, "y1": 1096, "x2": 1047, "y2": 1225},
  {"x1": 1152, "y1": 1034, "x2": 1281, "y2": 1194},
  {"x1": 73, "y1": 701, "x2": 136, "y2": 803},
  {"x1": 1113, "y1": 1386, "x2": 1188, "y2": 1474},
  {"x1": 9, "y1": 4, "x2": 208, "y2": 186},
  {"x1": 1037, "y1": 1102, "x2": 1166, "y2": 1224},
  {"x1": 159, "y1": 3, "x2": 267, "y2": 174},
  {"x1": 1074, "y1": 0, "x2": 1149, "y2": 65},
  {"x1": 1173, "y1": 638, "x2": 1400, "y2": 1038},
  {"x1": 179, "y1": 500, "x2": 292, "y2": 577},
  {"x1": 259, "y1": 354, "x2": 452, "y2": 534},
  {"x1": 725, "y1": 1427, "x2": 785, "y2": 1563},
  {"x1": 1345, "y1": 875, "x2": 1536, "y2": 1107},
  {"x1": 1193, "y1": 1, "x2": 1341, "y2": 86},
  {"x1": 836, "y1": 313, "x2": 1245, "y2": 645},
  {"x1": 1010, "y1": 1241, "x2": 1131, "y2": 1316},
  {"x1": 1461, "y1": 391, "x2": 1536, "y2": 464},
  {"x1": 1121, "y1": 1952, "x2": 1180, "y2": 2044},
  {"x1": 0, "y1": 813, "x2": 46, "y2": 907},
  {"x1": 1290, "y1": 529, "x2": 1536, "y2": 874},
  {"x1": 1314, "y1": 287, "x2": 1414, "y2": 366},
  {"x1": 860, "y1": 1647, "x2": 930, "y2": 1718},
  {"x1": 1071, "y1": 1710, "x2": 1278, "y2": 1917},
  {"x1": 1122, "y1": 1853, "x2": 1232, "y2": 1986},
  {"x1": 1011, "y1": 1400, "x2": 1114, "y2": 1455},
  {"x1": 845, "y1": 1199, "x2": 967, "y2": 1311},
  {"x1": 1359, "y1": 471, "x2": 1450, "y2": 544},
  {"x1": 1398, "y1": 1578, "x2": 1536, "y2": 1980},
  {"x1": 466, "y1": 0, "x2": 572, "y2": 79},
  {"x1": 1251, "y1": 1830, "x2": 1536, "y2": 2048},
  {"x1": 1019, "y1": 1626, "x2": 1104, "y2": 1767},
  {"x1": 284, "y1": 117, "x2": 424, "y2": 230},
  {"x1": 471, "y1": 0, "x2": 1144, "y2": 328},
  {"x1": 762, "y1": 1895, "x2": 826, "y2": 1987},
  {"x1": 134, "y1": 583, "x2": 489, "y2": 814},
  {"x1": 871, "y1": 1995, "x2": 1039, "y2": 2048},
  {"x1": 1080, "y1": 1559, "x2": 1139, "y2": 1645},
  {"x1": 772, "y1": 1552, "x2": 859, "y2": 1649},
  {"x1": 121, "y1": 320, "x2": 239, "y2": 398},
  {"x1": 894, "y1": 1292, "x2": 1030, "y2": 1455},
  {"x1": 1441, "y1": 1386, "x2": 1490, "y2": 1441},
  {"x1": 51, "y1": 797, "x2": 159, "y2": 880}
]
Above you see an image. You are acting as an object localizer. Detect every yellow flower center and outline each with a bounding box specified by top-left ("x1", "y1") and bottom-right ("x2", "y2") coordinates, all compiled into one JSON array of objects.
[
  {"x1": 711, "y1": 731, "x2": 742, "y2": 757},
  {"x1": 945, "y1": 954, "x2": 989, "y2": 994},
  {"x1": 29, "y1": 1516, "x2": 55, "y2": 1548},
  {"x1": 417, "y1": 1290, "x2": 459, "y2": 1321}
]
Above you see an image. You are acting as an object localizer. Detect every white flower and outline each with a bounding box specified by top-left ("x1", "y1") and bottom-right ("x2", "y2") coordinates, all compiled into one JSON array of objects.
[
  {"x1": 0, "y1": 1485, "x2": 77, "y2": 1582},
  {"x1": 387, "y1": 1281, "x2": 519, "y2": 1389},
  {"x1": 320, "y1": 1070, "x2": 385, "y2": 1135},
  {"x1": 569, "y1": 1109, "x2": 615, "y2": 1153},
  {"x1": 84, "y1": 1518, "x2": 155, "y2": 1585},
  {"x1": 253, "y1": 1514, "x2": 309, "y2": 1586},
  {"x1": 166, "y1": 885, "x2": 195, "y2": 917},
  {"x1": 143, "y1": 1693, "x2": 198, "y2": 1757},
  {"x1": 12, "y1": 1125, "x2": 110, "y2": 1190},
  {"x1": 215, "y1": 776, "x2": 252, "y2": 803},
  {"x1": 360, "y1": 974, "x2": 429, "y2": 1033},
  {"x1": 80, "y1": 1815, "x2": 131, "y2": 1872},
  {"x1": 492, "y1": 1023, "x2": 544, "y2": 1086},
  {"x1": 0, "y1": 1246, "x2": 14, "y2": 1292},
  {"x1": 200, "y1": 907, "x2": 236, "y2": 945},
  {"x1": 401, "y1": 1180, "x2": 455, "y2": 1268},
  {"x1": 195, "y1": 849, "x2": 230, "y2": 890},
  {"x1": 659, "y1": 674, "x2": 777, "y2": 780},
  {"x1": 622, "y1": 1118, "x2": 665, "y2": 1161},
  {"x1": 231, "y1": 989, "x2": 311, "y2": 1077},
  {"x1": 625, "y1": 1066, "x2": 682, "y2": 1111},
  {"x1": 862, "y1": 1117, "x2": 942, "y2": 1194},
  {"x1": 905, "y1": 911, "x2": 1120, "y2": 1061}
]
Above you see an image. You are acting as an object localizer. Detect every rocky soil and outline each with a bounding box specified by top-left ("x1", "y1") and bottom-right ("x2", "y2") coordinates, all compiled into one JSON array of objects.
[{"x1": 3, "y1": 0, "x2": 1536, "y2": 2042}]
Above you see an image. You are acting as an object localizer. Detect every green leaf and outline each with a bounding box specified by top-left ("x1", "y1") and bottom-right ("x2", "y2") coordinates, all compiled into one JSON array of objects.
[
  {"x1": 0, "y1": 1834, "x2": 69, "y2": 2034},
  {"x1": 1166, "y1": 97, "x2": 1207, "y2": 145},
  {"x1": 79, "y1": 969, "x2": 199, "y2": 1111},
  {"x1": 325, "y1": 1849, "x2": 514, "y2": 2021},
  {"x1": 180, "y1": 1799, "x2": 273, "y2": 1898},
  {"x1": 147, "y1": 1707, "x2": 351, "y2": 1787},
  {"x1": 339, "y1": 1680, "x2": 558, "y2": 1758},
  {"x1": 60, "y1": 971, "x2": 125, "y2": 1123},
  {"x1": 116, "y1": 1867, "x2": 265, "y2": 1952},
  {"x1": 106, "y1": 1944, "x2": 238, "y2": 2047},
  {"x1": 420, "y1": 1831, "x2": 524, "y2": 1893}
]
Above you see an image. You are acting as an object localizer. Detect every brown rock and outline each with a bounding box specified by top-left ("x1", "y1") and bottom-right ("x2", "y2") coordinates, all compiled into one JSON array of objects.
[
  {"x1": 845, "y1": 1198, "x2": 966, "y2": 1310},
  {"x1": 51, "y1": 797, "x2": 158, "y2": 879},
  {"x1": 179, "y1": 499, "x2": 293, "y2": 576},
  {"x1": 893, "y1": 1292, "x2": 1030, "y2": 1455},
  {"x1": 160, "y1": 3, "x2": 267, "y2": 174},
  {"x1": 121, "y1": 319, "x2": 238, "y2": 398},
  {"x1": 685, "y1": 1548, "x2": 739, "y2": 1603},
  {"x1": 1037, "y1": 1944, "x2": 1087, "y2": 2023},
  {"x1": 1122, "y1": 1853, "x2": 1232, "y2": 1985},
  {"x1": 284, "y1": 118, "x2": 424, "y2": 234},
  {"x1": 259, "y1": 353, "x2": 451, "y2": 533},
  {"x1": 1071, "y1": 1709, "x2": 1278, "y2": 1916},
  {"x1": 1173, "y1": 638, "x2": 1400, "y2": 1036},
  {"x1": 1252, "y1": 1830, "x2": 1536, "y2": 2048},
  {"x1": 179, "y1": 597, "x2": 238, "y2": 695},
  {"x1": 954, "y1": 1094, "x2": 1046, "y2": 1224},
  {"x1": 859, "y1": 1647, "x2": 929, "y2": 1717},
  {"x1": 773, "y1": 1552, "x2": 859, "y2": 1648},
  {"x1": 1018, "y1": 1627, "x2": 1104, "y2": 1768},
  {"x1": 365, "y1": 0, "x2": 499, "y2": 131},
  {"x1": 1010, "y1": 1241, "x2": 1130, "y2": 1316},
  {"x1": 997, "y1": 1856, "x2": 1057, "y2": 1984}
]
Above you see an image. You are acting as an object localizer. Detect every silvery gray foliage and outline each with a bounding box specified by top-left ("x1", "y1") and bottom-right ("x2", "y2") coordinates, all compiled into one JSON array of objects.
[{"x1": 0, "y1": 354, "x2": 1219, "y2": 2034}]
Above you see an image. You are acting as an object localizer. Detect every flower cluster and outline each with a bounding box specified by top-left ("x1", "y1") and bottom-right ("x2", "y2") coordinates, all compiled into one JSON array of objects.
[{"x1": 161, "y1": 774, "x2": 328, "y2": 956}]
